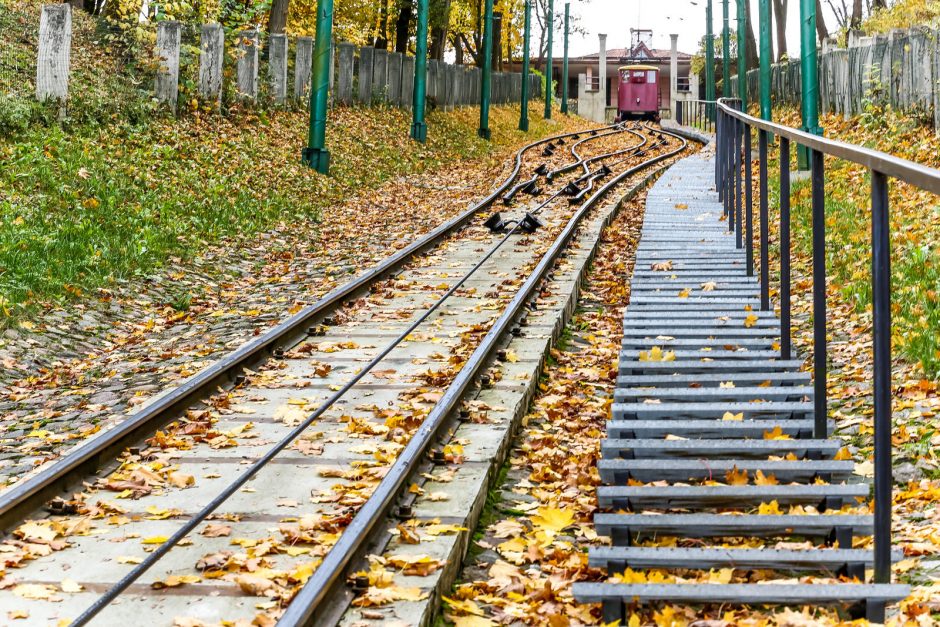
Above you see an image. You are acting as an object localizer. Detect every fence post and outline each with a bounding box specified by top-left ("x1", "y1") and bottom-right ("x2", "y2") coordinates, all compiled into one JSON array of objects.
[
  {"x1": 154, "y1": 20, "x2": 181, "y2": 112},
  {"x1": 373, "y1": 48, "x2": 388, "y2": 102},
  {"x1": 294, "y1": 36, "x2": 313, "y2": 101},
  {"x1": 36, "y1": 4, "x2": 71, "y2": 103},
  {"x1": 402, "y1": 55, "x2": 415, "y2": 108},
  {"x1": 268, "y1": 33, "x2": 288, "y2": 104},
  {"x1": 336, "y1": 42, "x2": 354, "y2": 104},
  {"x1": 199, "y1": 23, "x2": 224, "y2": 106},
  {"x1": 236, "y1": 30, "x2": 259, "y2": 100},
  {"x1": 388, "y1": 52, "x2": 403, "y2": 105},
  {"x1": 358, "y1": 47, "x2": 374, "y2": 104}
]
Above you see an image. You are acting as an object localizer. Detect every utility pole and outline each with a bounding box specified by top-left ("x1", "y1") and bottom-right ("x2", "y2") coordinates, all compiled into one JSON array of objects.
[
  {"x1": 759, "y1": 0, "x2": 771, "y2": 120},
  {"x1": 479, "y1": 0, "x2": 495, "y2": 139},
  {"x1": 519, "y1": 0, "x2": 532, "y2": 131},
  {"x1": 561, "y1": 2, "x2": 569, "y2": 114},
  {"x1": 705, "y1": 0, "x2": 715, "y2": 117},
  {"x1": 736, "y1": 0, "x2": 746, "y2": 108},
  {"x1": 410, "y1": 0, "x2": 430, "y2": 142},
  {"x1": 722, "y1": 0, "x2": 730, "y2": 98},
  {"x1": 798, "y1": 0, "x2": 821, "y2": 169},
  {"x1": 544, "y1": 0, "x2": 553, "y2": 119},
  {"x1": 301, "y1": 0, "x2": 334, "y2": 174}
]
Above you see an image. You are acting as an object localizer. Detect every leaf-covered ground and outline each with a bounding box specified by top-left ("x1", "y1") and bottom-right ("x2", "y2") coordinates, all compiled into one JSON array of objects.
[
  {"x1": 0, "y1": 100, "x2": 596, "y2": 488},
  {"x1": 446, "y1": 125, "x2": 940, "y2": 625}
]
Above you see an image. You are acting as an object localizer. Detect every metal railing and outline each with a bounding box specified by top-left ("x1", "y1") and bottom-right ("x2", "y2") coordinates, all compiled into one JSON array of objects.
[
  {"x1": 715, "y1": 97, "x2": 940, "y2": 589},
  {"x1": 675, "y1": 99, "x2": 716, "y2": 133}
]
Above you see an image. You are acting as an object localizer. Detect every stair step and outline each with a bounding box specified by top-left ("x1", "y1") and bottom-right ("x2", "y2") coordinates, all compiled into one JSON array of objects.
[
  {"x1": 621, "y1": 349, "x2": 782, "y2": 361},
  {"x1": 597, "y1": 459, "x2": 854, "y2": 484},
  {"x1": 594, "y1": 513, "x2": 873, "y2": 539},
  {"x1": 620, "y1": 360, "x2": 804, "y2": 375},
  {"x1": 612, "y1": 401, "x2": 813, "y2": 420},
  {"x1": 621, "y1": 337, "x2": 776, "y2": 348},
  {"x1": 587, "y1": 546, "x2": 899, "y2": 571},
  {"x1": 621, "y1": 329, "x2": 779, "y2": 339},
  {"x1": 596, "y1": 484, "x2": 869, "y2": 509},
  {"x1": 606, "y1": 419, "x2": 828, "y2": 439},
  {"x1": 617, "y1": 372, "x2": 810, "y2": 387},
  {"x1": 572, "y1": 582, "x2": 910, "y2": 608},
  {"x1": 600, "y1": 438, "x2": 843, "y2": 460},
  {"x1": 615, "y1": 386, "x2": 813, "y2": 402}
]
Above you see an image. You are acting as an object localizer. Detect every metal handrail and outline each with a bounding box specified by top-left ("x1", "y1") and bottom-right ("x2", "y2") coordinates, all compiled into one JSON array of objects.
[{"x1": 714, "y1": 96, "x2": 939, "y2": 598}]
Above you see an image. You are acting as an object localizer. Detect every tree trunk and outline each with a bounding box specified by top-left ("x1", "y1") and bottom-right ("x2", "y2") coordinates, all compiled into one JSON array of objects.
[
  {"x1": 454, "y1": 35, "x2": 464, "y2": 64},
  {"x1": 850, "y1": 0, "x2": 863, "y2": 28},
  {"x1": 395, "y1": 2, "x2": 412, "y2": 53},
  {"x1": 374, "y1": 0, "x2": 390, "y2": 49},
  {"x1": 772, "y1": 0, "x2": 788, "y2": 59},
  {"x1": 268, "y1": 0, "x2": 289, "y2": 34},
  {"x1": 815, "y1": 0, "x2": 829, "y2": 42},
  {"x1": 429, "y1": 0, "x2": 452, "y2": 60},
  {"x1": 745, "y1": 0, "x2": 759, "y2": 70},
  {"x1": 871, "y1": 0, "x2": 885, "y2": 8}
]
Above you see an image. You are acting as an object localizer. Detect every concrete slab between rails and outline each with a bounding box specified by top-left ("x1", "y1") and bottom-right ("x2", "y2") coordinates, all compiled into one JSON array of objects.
[{"x1": 337, "y1": 167, "x2": 670, "y2": 627}]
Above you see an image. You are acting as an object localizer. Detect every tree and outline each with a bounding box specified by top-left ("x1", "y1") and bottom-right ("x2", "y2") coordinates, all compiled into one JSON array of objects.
[
  {"x1": 815, "y1": 0, "x2": 829, "y2": 41},
  {"x1": 268, "y1": 0, "x2": 289, "y2": 34},
  {"x1": 744, "y1": 0, "x2": 758, "y2": 70},
  {"x1": 772, "y1": 0, "x2": 788, "y2": 59}
]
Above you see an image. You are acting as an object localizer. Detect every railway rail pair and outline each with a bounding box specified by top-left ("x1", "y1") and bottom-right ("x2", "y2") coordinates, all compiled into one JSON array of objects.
[{"x1": 0, "y1": 123, "x2": 691, "y2": 626}]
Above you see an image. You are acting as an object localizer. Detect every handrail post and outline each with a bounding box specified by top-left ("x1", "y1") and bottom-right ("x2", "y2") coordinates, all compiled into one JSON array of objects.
[
  {"x1": 716, "y1": 110, "x2": 723, "y2": 199},
  {"x1": 780, "y1": 136, "x2": 791, "y2": 360},
  {"x1": 811, "y1": 148, "x2": 827, "y2": 438},
  {"x1": 734, "y1": 113, "x2": 742, "y2": 247},
  {"x1": 871, "y1": 169, "x2": 892, "y2": 585},
  {"x1": 758, "y1": 129, "x2": 770, "y2": 309},
  {"x1": 745, "y1": 122, "x2": 754, "y2": 271}
]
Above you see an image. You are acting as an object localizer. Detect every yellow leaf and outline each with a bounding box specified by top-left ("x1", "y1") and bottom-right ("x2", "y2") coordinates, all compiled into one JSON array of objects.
[
  {"x1": 834, "y1": 447, "x2": 853, "y2": 461},
  {"x1": 117, "y1": 555, "x2": 143, "y2": 564},
  {"x1": 453, "y1": 617, "x2": 495, "y2": 627},
  {"x1": 708, "y1": 568, "x2": 734, "y2": 584},
  {"x1": 755, "y1": 470, "x2": 779, "y2": 485},
  {"x1": 725, "y1": 466, "x2": 748, "y2": 485},
  {"x1": 60, "y1": 579, "x2": 83, "y2": 593},
  {"x1": 763, "y1": 426, "x2": 791, "y2": 440},
  {"x1": 13, "y1": 584, "x2": 56, "y2": 600},
  {"x1": 758, "y1": 500, "x2": 782, "y2": 515},
  {"x1": 504, "y1": 349, "x2": 519, "y2": 363},
  {"x1": 530, "y1": 507, "x2": 575, "y2": 533},
  {"x1": 719, "y1": 381, "x2": 735, "y2": 388},
  {"x1": 7, "y1": 609, "x2": 29, "y2": 620},
  {"x1": 639, "y1": 346, "x2": 675, "y2": 362},
  {"x1": 443, "y1": 596, "x2": 486, "y2": 616},
  {"x1": 142, "y1": 535, "x2": 169, "y2": 545},
  {"x1": 701, "y1": 281, "x2": 717, "y2": 291},
  {"x1": 678, "y1": 288, "x2": 691, "y2": 298},
  {"x1": 744, "y1": 314, "x2": 759, "y2": 328},
  {"x1": 425, "y1": 524, "x2": 468, "y2": 536},
  {"x1": 854, "y1": 460, "x2": 874, "y2": 477},
  {"x1": 15, "y1": 521, "x2": 58, "y2": 543},
  {"x1": 722, "y1": 412, "x2": 744, "y2": 421}
]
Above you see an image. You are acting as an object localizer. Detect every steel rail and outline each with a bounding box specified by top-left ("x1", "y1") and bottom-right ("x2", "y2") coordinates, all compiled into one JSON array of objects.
[
  {"x1": 547, "y1": 124, "x2": 634, "y2": 179},
  {"x1": 716, "y1": 99, "x2": 940, "y2": 193},
  {"x1": 65, "y1": 124, "x2": 643, "y2": 625},
  {"x1": 279, "y1": 126, "x2": 690, "y2": 627},
  {"x1": 0, "y1": 123, "x2": 613, "y2": 531}
]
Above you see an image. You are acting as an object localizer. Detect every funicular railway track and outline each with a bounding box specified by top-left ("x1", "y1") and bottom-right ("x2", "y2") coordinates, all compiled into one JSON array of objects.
[{"x1": 0, "y1": 123, "x2": 693, "y2": 626}]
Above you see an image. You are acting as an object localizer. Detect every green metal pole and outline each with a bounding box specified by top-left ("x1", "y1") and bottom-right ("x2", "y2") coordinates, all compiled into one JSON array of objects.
[
  {"x1": 411, "y1": 0, "x2": 430, "y2": 142},
  {"x1": 759, "y1": 0, "x2": 771, "y2": 120},
  {"x1": 705, "y1": 0, "x2": 715, "y2": 117},
  {"x1": 722, "y1": 0, "x2": 731, "y2": 98},
  {"x1": 736, "y1": 0, "x2": 746, "y2": 109},
  {"x1": 301, "y1": 0, "x2": 334, "y2": 174},
  {"x1": 479, "y1": 0, "x2": 495, "y2": 139},
  {"x1": 561, "y1": 2, "x2": 569, "y2": 114},
  {"x1": 544, "y1": 0, "x2": 553, "y2": 119},
  {"x1": 519, "y1": 0, "x2": 531, "y2": 131},
  {"x1": 797, "y1": 0, "x2": 821, "y2": 169}
]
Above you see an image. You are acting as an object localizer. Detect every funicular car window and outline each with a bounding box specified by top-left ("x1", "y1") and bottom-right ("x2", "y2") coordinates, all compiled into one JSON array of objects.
[{"x1": 647, "y1": 70, "x2": 656, "y2": 82}]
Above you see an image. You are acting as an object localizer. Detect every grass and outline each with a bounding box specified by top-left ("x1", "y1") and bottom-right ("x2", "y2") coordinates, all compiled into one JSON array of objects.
[
  {"x1": 760, "y1": 105, "x2": 940, "y2": 377},
  {"x1": 0, "y1": 1, "x2": 582, "y2": 321}
]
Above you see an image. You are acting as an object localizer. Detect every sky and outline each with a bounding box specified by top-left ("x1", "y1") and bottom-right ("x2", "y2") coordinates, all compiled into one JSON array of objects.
[{"x1": 562, "y1": 0, "x2": 840, "y2": 59}]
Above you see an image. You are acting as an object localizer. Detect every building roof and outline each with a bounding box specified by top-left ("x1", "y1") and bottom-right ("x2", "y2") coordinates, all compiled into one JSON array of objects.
[{"x1": 574, "y1": 45, "x2": 693, "y2": 62}]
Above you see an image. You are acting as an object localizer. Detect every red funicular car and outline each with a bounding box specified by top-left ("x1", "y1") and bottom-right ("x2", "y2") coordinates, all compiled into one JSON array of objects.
[{"x1": 617, "y1": 64, "x2": 661, "y2": 121}]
